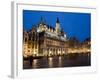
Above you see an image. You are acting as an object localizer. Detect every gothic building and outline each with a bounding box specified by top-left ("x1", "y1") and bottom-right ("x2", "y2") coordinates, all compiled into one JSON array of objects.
[{"x1": 23, "y1": 17, "x2": 68, "y2": 57}]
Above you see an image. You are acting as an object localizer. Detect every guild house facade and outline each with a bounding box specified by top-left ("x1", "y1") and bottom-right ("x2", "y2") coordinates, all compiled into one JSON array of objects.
[{"x1": 23, "y1": 17, "x2": 68, "y2": 57}]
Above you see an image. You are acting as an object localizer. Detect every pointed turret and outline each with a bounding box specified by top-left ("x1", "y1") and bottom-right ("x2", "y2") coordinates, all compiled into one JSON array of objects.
[
  {"x1": 55, "y1": 17, "x2": 61, "y2": 35},
  {"x1": 56, "y1": 17, "x2": 60, "y2": 23},
  {"x1": 40, "y1": 16, "x2": 44, "y2": 24},
  {"x1": 38, "y1": 16, "x2": 47, "y2": 32}
]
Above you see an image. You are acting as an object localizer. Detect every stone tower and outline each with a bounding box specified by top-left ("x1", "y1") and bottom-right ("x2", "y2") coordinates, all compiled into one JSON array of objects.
[{"x1": 55, "y1": 17, "x2": 61, "y2": 35}]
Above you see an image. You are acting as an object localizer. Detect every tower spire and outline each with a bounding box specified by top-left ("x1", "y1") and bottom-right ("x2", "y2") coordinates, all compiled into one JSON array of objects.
[
  {"x1": 40, "y1": 16, "x2": 43, "y2": 23},
  {"x1": 55, "y1": 17, "x2": 61, "y2": 35},
  {"x1": 56, "y1": 17, "x2": 60, "y2": 23},
  {"x1": 40, "y1": 16, "x2": 46, "y2": 24}
]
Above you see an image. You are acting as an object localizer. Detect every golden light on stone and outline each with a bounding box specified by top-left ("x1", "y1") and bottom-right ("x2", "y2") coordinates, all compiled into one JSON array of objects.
[{"x1": 23, "y1": 17, "x2": 90, "y2": 58}]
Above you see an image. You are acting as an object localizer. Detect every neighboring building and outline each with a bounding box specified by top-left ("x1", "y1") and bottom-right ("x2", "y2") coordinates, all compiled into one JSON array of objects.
[
  {"x1": 67, "y1": 37, "x2": 91, "y2": 53},
  {"x1": 23, "y1": 17, "x2": 68, "y2": 57}
]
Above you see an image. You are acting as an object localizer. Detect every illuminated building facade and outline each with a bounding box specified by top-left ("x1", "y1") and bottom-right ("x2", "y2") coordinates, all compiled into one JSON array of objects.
[{"x1": 23, "y1": 17, "x2": 68, "y2": 57}]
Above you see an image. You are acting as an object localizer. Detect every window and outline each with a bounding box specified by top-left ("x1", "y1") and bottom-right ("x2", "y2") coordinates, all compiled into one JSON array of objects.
[{"x1": 28, "y1": 50, "x2": 30, "y2": 52}]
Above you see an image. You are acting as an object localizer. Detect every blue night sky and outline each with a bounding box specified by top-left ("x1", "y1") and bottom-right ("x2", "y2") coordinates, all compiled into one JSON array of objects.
[{"x1": 23, "y1": 10, "x2": 91, "y2": 42}]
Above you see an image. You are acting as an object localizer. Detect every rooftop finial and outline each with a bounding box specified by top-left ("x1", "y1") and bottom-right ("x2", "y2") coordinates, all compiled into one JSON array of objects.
[
  {"x1": 41, "y1": 16, "x2": 43, "y2": 22},
  {"x1": 56, "y1": 17, "x2": 60, "y2": 23},
  {"x1": 40, "y1": 16, "x2": 46, "y2": 24}
]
